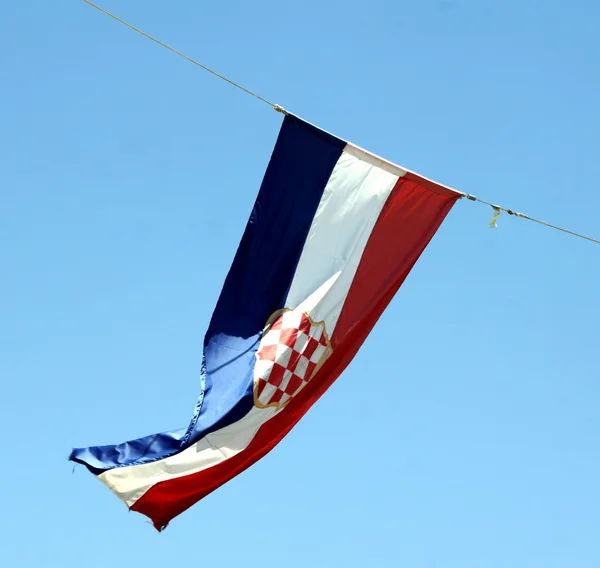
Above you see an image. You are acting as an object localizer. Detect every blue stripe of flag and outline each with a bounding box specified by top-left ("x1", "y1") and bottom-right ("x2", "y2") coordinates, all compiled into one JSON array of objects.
[{"x1": 69, "y1": 115, "x2": 345, "y2": 474}]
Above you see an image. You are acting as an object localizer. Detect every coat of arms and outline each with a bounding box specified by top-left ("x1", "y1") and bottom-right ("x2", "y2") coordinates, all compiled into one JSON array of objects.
[{"x1": 254, "y1": 309, "x2": 333, "y2": 410}]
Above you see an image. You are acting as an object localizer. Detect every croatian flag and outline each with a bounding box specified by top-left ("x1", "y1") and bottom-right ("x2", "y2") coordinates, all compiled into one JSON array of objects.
[{"x1": 70, "y1": 114, "x2": 461, "y2": 530}]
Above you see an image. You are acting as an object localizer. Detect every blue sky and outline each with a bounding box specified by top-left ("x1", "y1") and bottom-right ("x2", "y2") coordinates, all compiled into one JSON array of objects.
[{"x1": 2, "y1": 0, "x2": 599, "y2": 566}]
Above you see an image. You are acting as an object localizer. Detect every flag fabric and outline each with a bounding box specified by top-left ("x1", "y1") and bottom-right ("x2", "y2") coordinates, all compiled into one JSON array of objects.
[{"x1": 70, "y1": 114, "x2": 461, "y2": 530}]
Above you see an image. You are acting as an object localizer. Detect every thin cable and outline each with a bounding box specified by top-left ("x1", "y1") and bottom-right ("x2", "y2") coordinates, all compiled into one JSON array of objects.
[
  {"x1": 82, "y1": 0, "x2": 285, "y2": 112},
  {"x1": 463, "y1": 194, "x2": 600, "y2": 245},
  {"x1": 82, "y1": 2, "x2": 598, "y2": 246}
]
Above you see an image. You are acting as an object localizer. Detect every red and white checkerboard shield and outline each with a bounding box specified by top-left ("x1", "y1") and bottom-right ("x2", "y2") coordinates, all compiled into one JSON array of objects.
[{"x1": 254, "y1": 310, "x2": 333, "y2": 409}]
